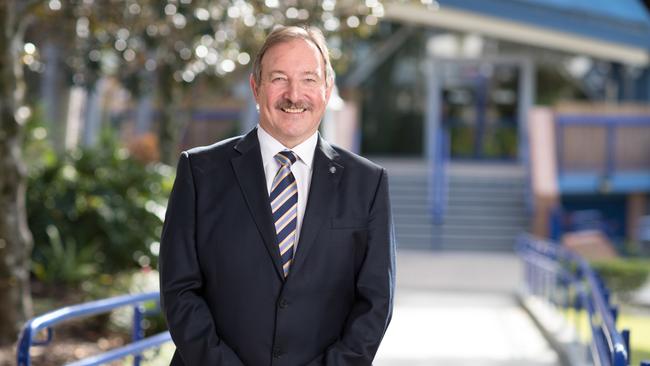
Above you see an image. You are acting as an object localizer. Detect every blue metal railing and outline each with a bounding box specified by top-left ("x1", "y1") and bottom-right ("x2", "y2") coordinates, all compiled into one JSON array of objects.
[
  {"x1": 17, "y1": 292, "x2": 171, "y2": 366},
  {"x1": 432, "y1": 128, "x2": 450, "y2": 225},
  {"x1": 517, "y1": 234, "x2": 650, "y2": 366}
]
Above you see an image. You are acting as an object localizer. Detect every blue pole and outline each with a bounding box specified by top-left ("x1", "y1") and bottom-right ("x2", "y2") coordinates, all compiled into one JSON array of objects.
[
  {"x1": 132, "y1": 305, "x2": 144, "y2": 366},
  {"x1": 621, "y1": 329, "x2": 630, "y2": 365},
  {"x1": 474, "y1": 74, "x2": 488, "y2": 158},
  {"x1": 16, "y1": 326, "x2": 32, "y2": 366}
]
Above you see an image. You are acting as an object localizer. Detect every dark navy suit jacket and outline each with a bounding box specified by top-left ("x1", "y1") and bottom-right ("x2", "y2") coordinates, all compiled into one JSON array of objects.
[{"x1": 160, "y1": 128, "x2": 395, "y2": 366}]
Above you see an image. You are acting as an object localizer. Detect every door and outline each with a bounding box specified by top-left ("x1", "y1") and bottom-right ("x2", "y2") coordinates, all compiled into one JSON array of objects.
[{"x1": 432, "y1": 58, "x2": 531, "y2": 161}]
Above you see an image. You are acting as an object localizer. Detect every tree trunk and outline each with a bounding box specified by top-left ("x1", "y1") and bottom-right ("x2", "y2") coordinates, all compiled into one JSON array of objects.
[
  {"x1": 81, "y1": 77, "x2": 107, "y2": 146},
  {"x1": 0, "y1": 0, "x2": 34, "y2": 345},
  {"x1": 41, "y1": 41, "x2": 66, "y2": 151},
  {"x1": 157, "y1": 63, "x2": 183, "y2": 165}
]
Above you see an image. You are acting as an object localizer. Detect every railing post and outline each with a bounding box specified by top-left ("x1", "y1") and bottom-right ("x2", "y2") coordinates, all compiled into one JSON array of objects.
[
  {"x1": 549, "y1": 207, "x2": 562, "y2": 242},
  {"x1": 16, "y1": 326, "x2": 32, "y2": 366},
  {"x1": 132, "y1": 304, "x2": 145, "y2": 366},
  {"x1": 610, "y1": 305, "x2": 619, "y2": 324},
  {"x1": 432, "y1": 128, "x2": 449, "y2": 226},
  {"x1": 621, "y1": 329, "x2": 630, "y2": 366}
]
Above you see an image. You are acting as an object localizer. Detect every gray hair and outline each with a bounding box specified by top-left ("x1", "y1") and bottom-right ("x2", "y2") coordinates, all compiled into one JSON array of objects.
[{"x1": 251, "y1": 25, "x2": 335, "y2": 88}]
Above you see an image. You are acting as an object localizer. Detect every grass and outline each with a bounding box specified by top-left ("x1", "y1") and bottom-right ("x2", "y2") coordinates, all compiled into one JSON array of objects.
[
  {"x1": 562, "y1": 307, "x2": 650, "y2": 365},
  {"x1": 618, "y1": 311, "x2": 650, "y2": 366}
]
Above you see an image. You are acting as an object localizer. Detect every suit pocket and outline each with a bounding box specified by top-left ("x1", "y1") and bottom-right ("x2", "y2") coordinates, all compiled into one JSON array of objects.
[
  {"x1": 327, "y1": 219, "x2": 368, "y2": 274},
  {"x1": 330, "y1": 217, "x2": 368, "y2": 230}
]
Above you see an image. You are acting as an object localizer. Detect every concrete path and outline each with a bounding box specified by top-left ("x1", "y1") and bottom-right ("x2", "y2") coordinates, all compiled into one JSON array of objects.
[{"x1": 374, "y1": 250, "x2": 561, "y2": 366}]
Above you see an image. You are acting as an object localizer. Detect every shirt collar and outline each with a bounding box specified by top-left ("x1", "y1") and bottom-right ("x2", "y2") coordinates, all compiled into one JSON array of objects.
[{"x1": 257, "y1": 125, "x2": 318, "y2": 168}]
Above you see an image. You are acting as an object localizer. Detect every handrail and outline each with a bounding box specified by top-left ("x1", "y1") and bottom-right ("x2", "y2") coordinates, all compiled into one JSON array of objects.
[
  {"x1": 65, "y1": 332, "x2": 171, "y2": 366},
  {"x1": 517, "y1": 234, "x2": 648, "y2": 366},
  {"x1": 576, "y1": 254, "x2": 629, "y2": 366},
  {"x1": 432, "y1": 127, "x2": 449, "y2": 225},
  {"x1": 17, "y1": 292, "x2": 171, "y2": 366}
]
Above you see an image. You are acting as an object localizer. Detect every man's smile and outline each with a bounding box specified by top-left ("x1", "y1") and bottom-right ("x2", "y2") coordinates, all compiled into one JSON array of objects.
[
  {"x1": 276, "y1": 98, "x2": 311, "y2": 115},
  {"x1": 280, "y1": 107, "x2": 306, "y2": 113}
]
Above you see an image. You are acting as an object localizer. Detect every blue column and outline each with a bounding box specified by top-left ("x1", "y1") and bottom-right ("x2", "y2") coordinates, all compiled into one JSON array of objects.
[{"x1": 474, "y1": 74, "x2": 487, "y2": 159}]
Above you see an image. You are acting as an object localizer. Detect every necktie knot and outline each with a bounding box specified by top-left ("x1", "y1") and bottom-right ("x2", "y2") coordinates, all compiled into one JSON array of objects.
[{"x1": 275, "y1": 151, "x2": 297, "y2": 166}]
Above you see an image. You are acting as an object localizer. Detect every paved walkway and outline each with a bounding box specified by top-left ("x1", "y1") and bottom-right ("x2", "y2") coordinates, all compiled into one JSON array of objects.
[{"x1": 374, "y1": 250, "x2": 561, "y2": 366}]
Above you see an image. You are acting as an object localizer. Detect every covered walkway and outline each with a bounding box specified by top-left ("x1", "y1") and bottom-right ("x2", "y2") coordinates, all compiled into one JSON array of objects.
[{"x1": 374, "y1": 250, "x2": 561, "y2": 366}]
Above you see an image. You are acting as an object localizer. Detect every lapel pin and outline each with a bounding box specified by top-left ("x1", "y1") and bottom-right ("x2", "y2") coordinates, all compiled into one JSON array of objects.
[{"x1": 329, "y1": 166, "x2": 336, "y2": 174}]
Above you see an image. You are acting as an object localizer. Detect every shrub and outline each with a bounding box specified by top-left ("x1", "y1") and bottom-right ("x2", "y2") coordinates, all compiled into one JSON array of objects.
[
  {"x1": 590, "y1": 258, "x2": 650, "y2": 303},
  {"x1": 26, "y1": 128, "x2": 173, "y2": 285}
]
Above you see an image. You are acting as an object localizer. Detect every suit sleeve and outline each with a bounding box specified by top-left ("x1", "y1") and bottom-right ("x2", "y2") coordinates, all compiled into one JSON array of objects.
[
  {"x1": 159, "y1": 152, "x2": 245, "y2": 365},
  {"x1": 308, "y1": 168, "x2": 396, "y2": 366}
]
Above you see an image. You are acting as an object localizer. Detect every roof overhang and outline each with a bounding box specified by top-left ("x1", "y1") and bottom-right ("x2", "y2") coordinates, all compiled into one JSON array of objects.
[{"x1": 384, "y1": 3, "x2": 650, "y2": 66}]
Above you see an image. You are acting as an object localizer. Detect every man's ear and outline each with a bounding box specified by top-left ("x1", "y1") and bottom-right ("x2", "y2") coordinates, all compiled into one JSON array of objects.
[
  {"x1": 249, "y1": 74, "x2": 259, "y2": 101},
  {"x1": 324, "y1": 80, "x2": 333, "y2": 102}
]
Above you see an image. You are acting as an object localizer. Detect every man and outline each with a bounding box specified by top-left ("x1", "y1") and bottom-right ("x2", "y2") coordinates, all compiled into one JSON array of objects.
[{"x1": 160, "y1": 25, "x2": 395, "y2": 366}]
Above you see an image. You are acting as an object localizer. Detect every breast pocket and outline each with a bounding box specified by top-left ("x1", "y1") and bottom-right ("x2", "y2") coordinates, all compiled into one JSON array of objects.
[
  {"x1": 329, "y1": 217, "x2": 369, "y2": 253},
  {"x1": 324, "y1": 217, "x2": 369, "y2": 279}
]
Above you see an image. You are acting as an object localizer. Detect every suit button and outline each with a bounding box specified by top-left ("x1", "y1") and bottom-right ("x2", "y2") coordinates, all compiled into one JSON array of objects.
[
  {"x1": 279, "y1": 299, "x2": 289, "y2": 309},
  {"x1": 273, "y1": 346, "x2": 283, "y2": 358}
]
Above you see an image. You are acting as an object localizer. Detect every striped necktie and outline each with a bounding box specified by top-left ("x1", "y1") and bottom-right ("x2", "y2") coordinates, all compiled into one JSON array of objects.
[{"x1": 270, "y1": 151, "x2": 298, "y2": 277}]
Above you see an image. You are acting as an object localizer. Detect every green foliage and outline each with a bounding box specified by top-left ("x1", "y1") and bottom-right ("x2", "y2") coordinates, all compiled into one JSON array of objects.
[
  {"x1": 31, "y1": 224, "x2": 98, "y2": 284},
  {"x1": 80, "y1": 269, "x2": 167, "y2": 335},
  {"x1": 26, "y1": 128, "x2": 173, "y2": 285},
  {"x1": 590, "y1": 258, "x2": 650, "y2": 302},
  {"x1": 450, "y1": 125, "x2": 474, "y2": 157},
  {"x1": 483, "y1": 126, "x2": 518, "y2": 159},
  {"x1": 450, "y1": 125, "x2": 518, "y2": 159}
]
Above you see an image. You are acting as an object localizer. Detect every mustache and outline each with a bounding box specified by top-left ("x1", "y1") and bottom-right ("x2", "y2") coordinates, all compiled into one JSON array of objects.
[{"x1": 276, "y1": 99, "x2": 312, "y2": 110}]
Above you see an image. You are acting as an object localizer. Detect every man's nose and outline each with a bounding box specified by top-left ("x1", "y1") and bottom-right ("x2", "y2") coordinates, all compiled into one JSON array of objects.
[{"x1": 284, "y1": 80, "x2": 300, "y2": 102}]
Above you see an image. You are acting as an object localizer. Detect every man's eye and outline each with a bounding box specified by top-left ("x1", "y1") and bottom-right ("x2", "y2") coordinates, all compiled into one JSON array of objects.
[{"x1": 272, "y1": 77, "x2": 287, "y2": 82}]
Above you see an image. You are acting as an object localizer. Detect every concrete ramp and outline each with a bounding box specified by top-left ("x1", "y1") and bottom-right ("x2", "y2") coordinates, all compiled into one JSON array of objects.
[{"x1": 374, "y1": 250, "x2": 561, "y2": 366}]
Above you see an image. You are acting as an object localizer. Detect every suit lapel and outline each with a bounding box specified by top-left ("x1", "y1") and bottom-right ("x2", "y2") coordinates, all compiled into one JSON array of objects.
[
  {"x1": 291, "y1": 137, "x2": 343, "y2": 275},
  {"x1": 231, "y1": 128, "x2": 285, "y2": 280}
]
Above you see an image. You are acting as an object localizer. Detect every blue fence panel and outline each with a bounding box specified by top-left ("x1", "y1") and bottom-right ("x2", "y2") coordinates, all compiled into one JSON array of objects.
[
  {"x1": 555, "y1": 114, "x2": 650, "y2": 193},
  {"x1": 17, "y1": 292, "x2": 171, "y2": 366}
]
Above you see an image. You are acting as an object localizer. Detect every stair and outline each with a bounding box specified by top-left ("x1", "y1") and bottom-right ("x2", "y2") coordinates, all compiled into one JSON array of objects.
[
  {"x1": 441, "y1": 163, "x2": 529, "y2": 251},
  {"x1": 373, "y1": 158, "x2": 435, "y2": 250},
  {"x1": 377, "y1": 158, "x2": 529, "y2": 251}
]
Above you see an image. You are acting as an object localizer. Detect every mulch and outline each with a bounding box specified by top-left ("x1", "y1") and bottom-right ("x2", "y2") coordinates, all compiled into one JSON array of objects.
[{"x1": 0, "y1": 336, "x2": 126, "y2": 366}]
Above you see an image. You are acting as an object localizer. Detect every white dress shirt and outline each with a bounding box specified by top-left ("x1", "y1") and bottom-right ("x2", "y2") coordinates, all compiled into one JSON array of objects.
[{"x1": 257, "y1": 125, "x2": 317, "y2": 252}]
